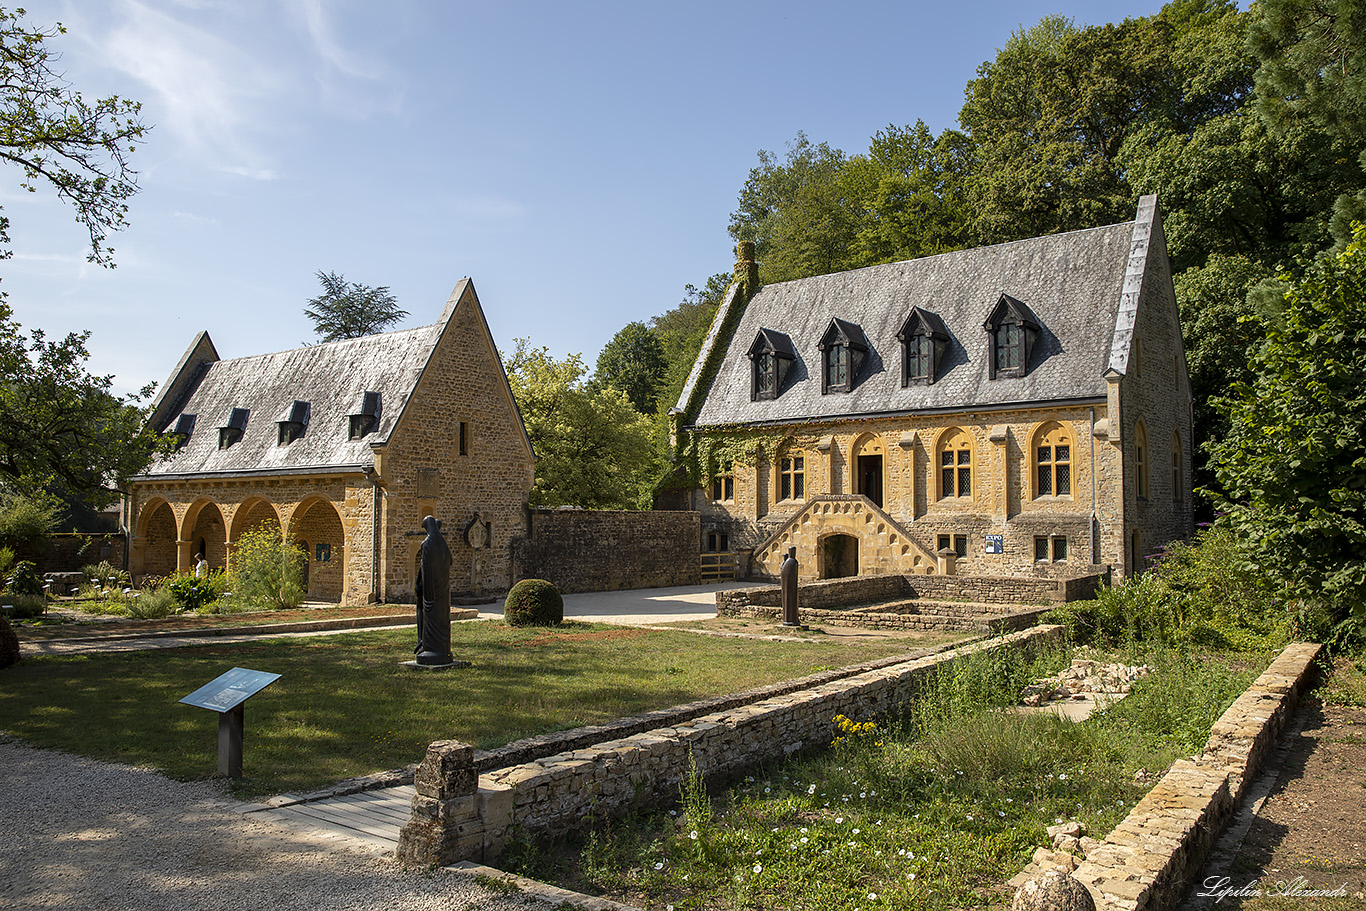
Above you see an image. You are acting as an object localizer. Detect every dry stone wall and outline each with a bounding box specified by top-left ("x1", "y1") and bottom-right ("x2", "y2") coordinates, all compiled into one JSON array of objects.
[{"x1": 397, "y1": 626, "x2": 1063, "y2": 866}]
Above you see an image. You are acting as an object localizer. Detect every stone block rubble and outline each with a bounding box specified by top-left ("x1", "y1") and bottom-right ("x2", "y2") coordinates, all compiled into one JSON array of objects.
[{"x1": 1021, "y1": 658, "x2": 1152, "y2": 707}]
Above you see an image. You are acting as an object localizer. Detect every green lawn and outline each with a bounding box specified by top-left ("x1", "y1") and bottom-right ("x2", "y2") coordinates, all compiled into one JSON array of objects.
[{"x1": 0, "y1": 620, "x2": 962, "y2": 796}]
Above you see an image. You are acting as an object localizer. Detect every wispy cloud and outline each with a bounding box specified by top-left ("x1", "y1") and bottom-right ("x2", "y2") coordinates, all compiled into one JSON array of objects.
[{"x1": 290, "y1": 0, "x2": 404, "y2": 117}]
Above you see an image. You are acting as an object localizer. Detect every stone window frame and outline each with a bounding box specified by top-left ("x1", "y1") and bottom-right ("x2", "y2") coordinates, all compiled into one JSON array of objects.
[
  {"x1": 1171, "y1": 431, "x2": 1183, "y2": 502},
  {"x1": 935, "y1": 427, "x2": 975, "y2": 501},
  {"x1": 778, "y1": 448, "x2": 805, "y2": 503},
  {"x1": 1134, "y1": 419, "x2": 1150, "y2": 501},
  {"x1": 1034, "y1": 534, "x2": 1068, "y2": 562},
  {"x1": 938, "y1": 532, "x2": 967, "y2": 559},
  {"x1": 711, "y1": 460, "x2": 734, "y2": 503},
  {"x1": 1030, "y1": 420, "x2": 1075, "y2": 500}
]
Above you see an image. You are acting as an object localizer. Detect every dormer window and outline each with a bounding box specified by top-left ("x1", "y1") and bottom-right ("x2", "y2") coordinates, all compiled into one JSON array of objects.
[
  {"x1": 818, "y1": 318, "x2": 868, "y2": 394},
  {"x1": 748, "y1": 329, "x2": 796, "y2": 401},
  {"x1": 277, "y1": 400, "x2": 310, "y2": 445},
  {"x1": 349, "y1": 390, "x2": 381, "y2": 440},
  {"x1": 983, "y1": 293, "x2": 1041, "y2": 380},
  {"x1": 218, "y1": 407, "x2": 249, "y2": 450},
  {"x1": 897, "y1": 308, "x2": 950, "y2": 386},
  {"x1": 170, "y1": 413, "x2": 196, "y2": 451}
]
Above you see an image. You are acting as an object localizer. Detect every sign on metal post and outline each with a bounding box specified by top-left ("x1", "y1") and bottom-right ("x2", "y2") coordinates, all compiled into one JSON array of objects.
[{"x1": 180, "y1": 667, "x2": 281, "y2": 779}]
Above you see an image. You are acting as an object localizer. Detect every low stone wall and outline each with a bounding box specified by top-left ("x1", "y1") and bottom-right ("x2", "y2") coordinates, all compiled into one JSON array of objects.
[
  {"x1": 32, "y1": 533, "x2": 127, "y2": 576},
  {"x1": 397, "y1": 625, "x2": 1064, "y2": 866},
  {"x1": 1011, "y1": 641, "x2": 1322, "y2": 911},
  {"x1": 512, "y1": 509, "x2": 701, "y2": 594}
]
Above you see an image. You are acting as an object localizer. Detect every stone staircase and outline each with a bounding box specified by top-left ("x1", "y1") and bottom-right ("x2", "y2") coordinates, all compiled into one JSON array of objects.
[{"x1": 751, "y1": 495, "x2": 940, "y2": 578}]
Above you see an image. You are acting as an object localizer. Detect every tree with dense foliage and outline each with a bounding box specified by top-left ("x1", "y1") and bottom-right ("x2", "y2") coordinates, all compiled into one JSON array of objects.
[
  {"x1": 0, "y1": 304, "x2": 167, "y2": 509},
  {"x1": 0, "y1": 7, "x2": 146, "y2": 266},
  {"x1": 1210, "y1": 223, "x2": 1366, "y2": 638},
  {"x1": 650, "y1": 273, "x2": 731, "y2": 412},
  {"x1": 594, "y1": 321, "x2": 667, "y2": 413},
  {"x1": 303, "y1": 270, "x2": 408, "y2": 341},
  {"x1": 503, "y1": 339, "x2": 658, "y2": 509}
]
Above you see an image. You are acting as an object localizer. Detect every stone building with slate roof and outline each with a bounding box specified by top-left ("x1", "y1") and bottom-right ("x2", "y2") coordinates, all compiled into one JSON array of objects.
[
  {"x1": 672, "y1": 196, "x2": 1192, "y2": 582},
  {"x1": 124, "y1": 279, "x2": 534, "y2": 605}
]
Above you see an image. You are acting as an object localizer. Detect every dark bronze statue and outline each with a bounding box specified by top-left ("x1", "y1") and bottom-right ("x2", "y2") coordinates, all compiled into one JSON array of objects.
[
  {"x1": 781, "y1": 545, "x2": 799, "y2": 626},
  {"x1": 414, "y1": 515, "x2": 453, "y2": 665}
]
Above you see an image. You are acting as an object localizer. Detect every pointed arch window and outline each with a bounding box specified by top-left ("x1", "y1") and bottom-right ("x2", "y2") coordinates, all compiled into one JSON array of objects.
[
  {"x1": 937, "y1": 428, "x2": 973, "y2": 500},
  {"x1": 897, "y1": 307, "x2": 950, "y2": 386},
  {"x1": 1032, "y1": 422, "x2": 1073, "y2": 498},
  {"x1": 983, "y1": 293, "x2": 1041, "y2": 380}
]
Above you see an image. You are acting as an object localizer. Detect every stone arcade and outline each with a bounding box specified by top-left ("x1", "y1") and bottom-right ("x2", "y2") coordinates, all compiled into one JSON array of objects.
[
  {"x1": 124, "y1": 280, "x2": 535, "y2": 605},
  {"x1": 672, "y1": 195, "x2": 1193, "y2": 582}
]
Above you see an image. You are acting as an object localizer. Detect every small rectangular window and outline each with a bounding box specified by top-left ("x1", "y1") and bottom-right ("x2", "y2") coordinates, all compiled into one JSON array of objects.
[
  {"x1": 938, "y1": 534, "x2": 951, "y2": 552},
  {"x1": 459, "y1": 421, "x2": 468, "y2": 456},
  {"x1": 1035, "y1": 536, "x2": 1050, "y2": 562},
  {"x1": 954, "y1": 535, "x2": 967, "y2": 559},
  {"x1": 1052, "y1": 536, "x2": 1068, "y2": 561}
]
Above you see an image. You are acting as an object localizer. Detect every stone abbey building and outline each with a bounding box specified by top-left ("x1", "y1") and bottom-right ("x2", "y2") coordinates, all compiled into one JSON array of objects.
[
  {"x1": 673, "y1": 196, "x2": 1192, "y2": 582},
  {"x1": 124, "y1": 280, "x2": 535, "y2": 605}
]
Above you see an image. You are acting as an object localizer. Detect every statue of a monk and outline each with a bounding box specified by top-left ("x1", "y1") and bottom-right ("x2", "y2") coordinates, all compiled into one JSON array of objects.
[{"x1": 414, "y1": 515, "x2": 453, "y2": 665}]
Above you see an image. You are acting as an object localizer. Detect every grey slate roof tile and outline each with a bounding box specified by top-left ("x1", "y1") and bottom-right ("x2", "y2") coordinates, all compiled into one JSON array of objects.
[
  {"x1": 689, "y1": 220, "x2": 1134, "y2": 428},
  {"x1": 143, "y1": 324, "x2": 439, "y2": 476}
]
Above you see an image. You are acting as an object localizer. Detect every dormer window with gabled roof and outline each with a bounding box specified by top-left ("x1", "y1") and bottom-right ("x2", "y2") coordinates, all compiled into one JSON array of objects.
[
  {"x1": 818, "y1": 318, "x2": 869, "y2": 394},
  {"x1": 983, "y1": 293, "x2": 1041, "y2": 380},
  {"x1": 349, "y1": 391, "x2": 381, "y2": 440},
  {"x1": 218, "y1": 407, "x2": 249, "y2": 450},
  {"x1": 170, "y1": 413, "x2": 196, "y2": 451},
  {"x1": 897, "y1": 307, "x2": 950, "y2": 386},
  {"x1": 277, "y1": 400, "x2": 310, "y2": 445},
  {"x1": 748, "y1": 329, "x2": 796, "y2": 401}
]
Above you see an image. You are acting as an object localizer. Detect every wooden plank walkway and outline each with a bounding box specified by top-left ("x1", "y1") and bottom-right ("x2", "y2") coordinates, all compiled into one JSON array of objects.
[{"x1": 259, "y1": 784, "x2": 413, "y2": 854}]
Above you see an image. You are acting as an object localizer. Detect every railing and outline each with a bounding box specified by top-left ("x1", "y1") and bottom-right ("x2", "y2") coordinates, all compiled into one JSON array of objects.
[{"x1": 700, "y1": 552, "x2": 738, "y2": 583}]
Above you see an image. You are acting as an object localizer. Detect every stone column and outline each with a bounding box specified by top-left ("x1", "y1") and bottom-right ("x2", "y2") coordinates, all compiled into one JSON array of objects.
[{"x1": 397, "y1": 740, "x2": 483, "y2": 866}]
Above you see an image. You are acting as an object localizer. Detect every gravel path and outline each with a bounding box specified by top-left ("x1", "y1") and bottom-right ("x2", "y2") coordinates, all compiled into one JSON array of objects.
[{"x1": 0, "y1": 737, "x2": 553, "y2": 911}]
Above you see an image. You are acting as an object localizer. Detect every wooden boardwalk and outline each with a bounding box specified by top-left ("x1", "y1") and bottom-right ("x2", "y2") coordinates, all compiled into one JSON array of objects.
[{"x1": 258, "y1": 785, "x2": 413, "y2": 854}]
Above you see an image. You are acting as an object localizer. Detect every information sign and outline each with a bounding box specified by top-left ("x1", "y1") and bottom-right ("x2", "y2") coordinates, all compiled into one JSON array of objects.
[
  {"x1": 985, "y1": 534, "x2": 1004, "y2": 555},
  {"x1": 180, "y1": 667, "x2": 281, "y2": 713}
]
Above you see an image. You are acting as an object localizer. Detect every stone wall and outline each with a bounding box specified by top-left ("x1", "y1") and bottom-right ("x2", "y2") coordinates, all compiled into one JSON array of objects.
[
  {"x1": 32, "y1": 533, "x2": 127, "y2": 575},
  {"x1": 1010, "y1": 642, "x2": 1322, "y2": 911},
  {"x1": 512, "y1": 509, "x2": 701, "y2": 594},
  {"x1": 397, "y1": 626, "x2": 1063, "y2": 865},
  {"x1": 716, "y1": 570, "x2": 1105, "y2": 617}
]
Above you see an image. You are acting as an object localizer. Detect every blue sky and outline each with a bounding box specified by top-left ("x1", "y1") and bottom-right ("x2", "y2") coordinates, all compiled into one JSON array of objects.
[{"x1": 6, "y1": 0, "x2": 1172, "y2": 397}]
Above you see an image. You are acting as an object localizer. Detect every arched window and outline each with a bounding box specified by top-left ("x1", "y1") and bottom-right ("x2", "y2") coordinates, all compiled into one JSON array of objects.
[
  {"x1": 1134, "y1": 421, "x2": 1149, "y2": 500},
  {"x1": 779, "y1": 450, "x2": 805, "y2": 502},
  {"x1": 937, "y1": 429, "x2": 973, "y2": 500},
  {"x1": 1171, "y1": 432, "x2": 1183, "y2": 501},
  {"x1": 1032, "y1": 422, "x2": 1073, "y2": 498}
]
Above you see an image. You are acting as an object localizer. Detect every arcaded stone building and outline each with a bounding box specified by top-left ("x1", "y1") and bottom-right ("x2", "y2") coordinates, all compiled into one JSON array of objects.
[
  {"x1": 125, "y1": 280, "x2": 535, "y2": 605},
  {"x1": 673, "y1": 196, "x2": 1192, "y2": 582}
]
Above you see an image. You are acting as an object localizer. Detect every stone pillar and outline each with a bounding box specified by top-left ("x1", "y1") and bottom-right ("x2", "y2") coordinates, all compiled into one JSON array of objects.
[
  {"x1": 176, "y1": 539, "x2": 194, "y2": 574},
  {"x1": 397, "y1": 740, "x2": 483, "y2": 865},
  {"x1": 937, "y1": 547, "x2": 957, "y2": 576}
]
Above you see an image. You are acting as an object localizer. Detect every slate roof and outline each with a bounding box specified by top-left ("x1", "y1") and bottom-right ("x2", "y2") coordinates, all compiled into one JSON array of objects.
[
  {"x1": 140, "y1": 323, "x2": 441, "y2": 477},
  {"x1": 686, "y1": 217, "x2": 1138, "y2": 429}
]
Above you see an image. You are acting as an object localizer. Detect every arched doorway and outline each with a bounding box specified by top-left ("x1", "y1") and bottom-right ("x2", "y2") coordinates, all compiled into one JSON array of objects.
[
  {"x1": 851, "y1": 433, "x2": 884, "y2": 507},
  {"x1": 820, "y1": 533, "x2": 859, "y2": 579},
  {"x1": 288, "y1": 498, "x2": 346, "y2": 603},
  {"x1": 138, "y1": 500, "x2": 178, "y2": 579},
  {"x1": 185, "y1": 500, "x2": 228, "y2": 572}
]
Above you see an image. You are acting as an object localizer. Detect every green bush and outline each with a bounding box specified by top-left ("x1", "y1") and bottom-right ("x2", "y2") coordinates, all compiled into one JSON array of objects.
[
  {"x1": 0, "y1": 547, "x2": 16, "y2": 586},
  {"x1": 167, "y1": 571, "x2": 227, "y2": 613},
  {"x1": 125, "y1": 586, "x2": 178, "y2": 620},
  {"x1": 0, "y1": 489, "x2": 57, "y2": 551},
  {"x1": 7, "y1": 561, "x2": 42, "y2": 597},
  {"x1": 2, "y1": 593, "x2": 46, "y2": 619},
  {"x1": 0, "y1": 614, "x2": 18, "y2": 668},
  {"x1": 229, "y1": 524, "x2": 304, "y2": 610},
  {"x1": 81, "y1": 560, "x2": 130, "y2": 588},
  {"x1": 504, "y1": 579, "x2": 564, "y2": 627}
]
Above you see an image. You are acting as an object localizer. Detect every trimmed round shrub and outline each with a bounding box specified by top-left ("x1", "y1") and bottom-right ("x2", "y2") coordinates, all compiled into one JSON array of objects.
[
  {"x1": 0, "y1": 614, "x2": 19, "y2": 669},
  {"x1": 504, "y1": 579, "x2": 563, "y2": 627}
]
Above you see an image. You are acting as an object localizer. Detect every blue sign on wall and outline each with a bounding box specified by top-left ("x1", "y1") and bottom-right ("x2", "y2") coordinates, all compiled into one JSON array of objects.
[
  {"x1": 180, "y1": 667, "x2": 281, "y2": 713},
  {"x1": 985, "y1": 534, "x2": 1004, "y2": 555}
]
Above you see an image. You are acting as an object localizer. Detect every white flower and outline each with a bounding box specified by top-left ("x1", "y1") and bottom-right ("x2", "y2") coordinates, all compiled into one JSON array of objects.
[
  {"x1": 764, "y1": 787, "x2": 771, "y2": 793},
  {"x1": 852, "y1": 828, "x2": 860, "y2": 835},
  {"x1": 800, "y1": 827, "x2": 808, "y2": 833},
  {"x1": 753, "y1": 863, "x2": 763, "y2": 874},
  {"x1": 860, "y1": 792, "x2": 867, "y2": 798},
  {"x1": 1059, "y1": 773, "x2": 1068, "y2": 780},
  {"x1": 654, "y1": 862, "x2": 664, "y2": 870},
  {"x1": 836, "y1": 816, "x2": 844, "y2": 824},
  {"x1": 800, "y1": 837, "x2": 808, "y2": 843},
  {"x1": 868, "y1": 893, "x2": 877, "y2": 900},
  {"x1": 966, "y1": 814, "x2": 973, "y2": 820},
  {"x1": 999, "y1": 811, "x2": 1006, "y2": 817},
  {"x1": 690, "y1": 830, "x2": 698, "y2": 840},
  {"x1": 908, "y1": 873, "x2": 916, "y2": 880},
  {"x1": 808, "y1": 784, "x2": 817, "y2": 794}
]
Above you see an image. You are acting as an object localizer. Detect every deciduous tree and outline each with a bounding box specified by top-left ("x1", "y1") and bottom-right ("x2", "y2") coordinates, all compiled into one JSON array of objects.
[
  {"x1": 0, "y1": 7, "x2": 146, "y2": 266},
  {"x1": 594, "y1": 321, "x2": 666, "y2": 413}
]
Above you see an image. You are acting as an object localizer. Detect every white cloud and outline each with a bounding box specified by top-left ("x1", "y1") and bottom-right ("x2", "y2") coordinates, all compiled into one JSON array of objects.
[{"x1": 289, "y1": 0, "x2": 405, "y2": 117}]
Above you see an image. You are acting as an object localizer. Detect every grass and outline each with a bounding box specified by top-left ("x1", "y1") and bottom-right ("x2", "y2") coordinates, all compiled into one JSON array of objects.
[
  {"x1": 503, "y1": 644, "x2": 1269, "y2": 911},
  {"x1": 0, "y1": 620, "x2": 960, "y2": 796}
]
